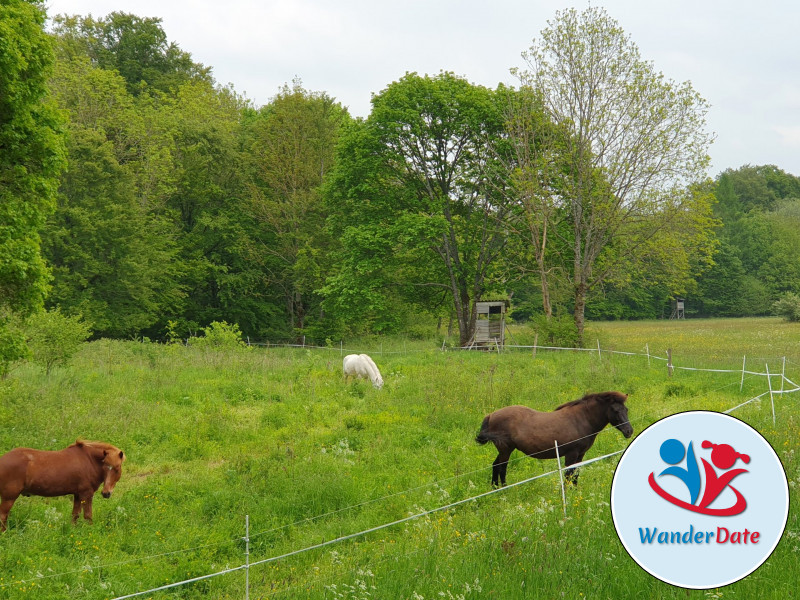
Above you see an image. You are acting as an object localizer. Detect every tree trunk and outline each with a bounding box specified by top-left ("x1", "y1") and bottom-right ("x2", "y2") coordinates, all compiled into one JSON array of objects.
[
  {"x1": 456, "y1": 291, "x2": 476, "y2": 347},
  {"x1": 538, "y1": 254, "x2": 552, "y2": 319},
  {"x1": 573, "y1": 281, "x2": 587, "y2": 347}
]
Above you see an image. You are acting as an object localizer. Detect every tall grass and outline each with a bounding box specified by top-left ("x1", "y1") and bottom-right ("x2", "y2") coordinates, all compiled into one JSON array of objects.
[{"x1": 0, "y1": 318, "x2": 797, "y2": 599}]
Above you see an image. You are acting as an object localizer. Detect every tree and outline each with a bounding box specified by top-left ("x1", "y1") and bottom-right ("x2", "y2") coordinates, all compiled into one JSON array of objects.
[
  {"x1": 324, "y1": 72, "x2": 511, "y2": 346},
  {"x1": 43, "y1": 54, "x2": 185, "y2": 337},
  {"x1": 244, "y1": 81, "x2": 349, "y2": 336},
  {"x1": 50, "y1": 12, "x2": 211, "y2": 96},
  {"x1": 514, "y1": 7, "x2": 715, "y2": 344},
  {"x1": 1, "y1": 0, "x2": 66, "y2": 369},
  {"x1": 501, "y1": 85, "x2": 570, "y2": 319}
]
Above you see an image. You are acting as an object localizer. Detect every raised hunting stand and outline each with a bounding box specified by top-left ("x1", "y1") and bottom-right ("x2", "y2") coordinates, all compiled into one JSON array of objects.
[{"x1": 467, "y1": 300, "x2": 509, "y2": 350}]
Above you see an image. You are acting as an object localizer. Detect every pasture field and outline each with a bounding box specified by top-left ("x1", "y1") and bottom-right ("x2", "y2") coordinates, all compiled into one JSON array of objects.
[{"x1": 0, "y1": 318, "x2": 798, "y2": 599}]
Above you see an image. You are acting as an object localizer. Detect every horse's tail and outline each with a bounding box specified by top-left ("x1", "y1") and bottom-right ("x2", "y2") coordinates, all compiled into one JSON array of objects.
[{"x1": 475, "y1": 415, "x2": 496, "y2": 445}]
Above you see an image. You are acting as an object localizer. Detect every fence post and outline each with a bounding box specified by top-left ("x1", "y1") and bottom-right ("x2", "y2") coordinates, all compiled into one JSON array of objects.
[
  {"x1": 740, "y1": 355, "x2": 747, "y2": 391},
  {"x1": 781, "y1": 357, "x2": 786, "y2": 396},
  {"x1": 667, "y1": 349, "x2": 673, "y2": 377},
  {"x1": 532, "y1": 333, "x2": 538, "y2": 359},
  {"x1": 645, "y1": 343, "x2": 650, "y2": 368},
  {"x1": 244, "y1": 515, "x2": 250, "y2": 600},
  {"x1": 766, "y1": 363, "x2": 776, "y2": 426},
  {"x1": 597, "y1": 339, "x2": 601, "y2": 360},
  {"x1": 554, "y1": 441, "x2": 567, "y2": 519}
]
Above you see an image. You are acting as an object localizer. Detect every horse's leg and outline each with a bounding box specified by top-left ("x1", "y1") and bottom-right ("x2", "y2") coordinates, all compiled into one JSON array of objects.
[
  {"x1": 564, "y1": 450, "x2": 586, "y2": 485},
  {"x1": 492, "y1": 448, "x2": 512, "y2": 487},
  {"x1": 81, "y1": 495, "x2": 94, "y2": 524},
  {"x1": 0, "y1": 496, "x2": 18, "y2": 532},
  {"x1": 72, "y1": 495, "x2": 82, "y2": 524}
]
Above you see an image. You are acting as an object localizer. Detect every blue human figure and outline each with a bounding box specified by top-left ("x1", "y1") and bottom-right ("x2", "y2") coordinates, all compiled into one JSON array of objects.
[{"x1": 658, "y1": 439, "x2": 701, "y2": 505}]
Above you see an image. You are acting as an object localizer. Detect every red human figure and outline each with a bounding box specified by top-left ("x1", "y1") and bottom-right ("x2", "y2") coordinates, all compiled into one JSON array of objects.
[{"x1": 698, "y1": 441, "x2": 750, "y2": 510}]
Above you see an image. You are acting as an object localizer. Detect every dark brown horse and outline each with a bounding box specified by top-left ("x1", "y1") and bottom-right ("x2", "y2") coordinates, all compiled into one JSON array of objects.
[
  {"x1": 0, "y1": 440, "x2": 125, "y2": 531},
  {"x1": 476, "y1": 391, "x2": 632, "y2": 486}
]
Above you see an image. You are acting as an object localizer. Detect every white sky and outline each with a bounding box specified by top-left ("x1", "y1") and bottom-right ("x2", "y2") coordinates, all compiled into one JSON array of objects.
[{"x1": 44, "y1": 0, "x2": 800, "y2": 178}]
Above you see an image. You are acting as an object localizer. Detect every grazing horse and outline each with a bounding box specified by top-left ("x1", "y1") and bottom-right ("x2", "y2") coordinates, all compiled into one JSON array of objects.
[
  {"x1": 476, "y1": 391, "x2": 632, "y2": 486},
  {"x1": 0, "y1": 440, "x2": 125, "y2": 531},
  {"x1": 343, "y1": 354, "x2": 384, "y2": 389}
]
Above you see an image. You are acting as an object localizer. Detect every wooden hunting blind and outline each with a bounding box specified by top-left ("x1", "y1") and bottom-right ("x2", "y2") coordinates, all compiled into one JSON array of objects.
[
  {"x1": 670, "y1": 298, "x2": 685, "y2": 320},
  {"x1": 469, "y1": 300, "x2": 509, "y2": 348}
]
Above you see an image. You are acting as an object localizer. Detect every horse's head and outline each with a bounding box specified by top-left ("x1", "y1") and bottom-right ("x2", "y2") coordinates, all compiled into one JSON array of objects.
[
  {"x1": 602, "y1": 392, "x2": 633, "y2": 438},
  {"x1": 100, "y1": 447, "x2": 125, "y2": 499}
]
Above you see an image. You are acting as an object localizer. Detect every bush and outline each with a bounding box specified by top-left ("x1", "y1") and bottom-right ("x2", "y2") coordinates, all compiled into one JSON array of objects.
[
  {"x1": 189, "y1": 321, "x2": 248, "y2": 350},
  {"x1": 772, "y1": 292, "x2": 800, "y2": 322},
  {"x1": 26, "y1": 308, "x2": 92, "y2": 374},
  {"x1": 530, "y1": 314, "x2": 580, "y2": 348},
  {"x1": 0, "y1": 312, "x2": 29, "y2": 379}
]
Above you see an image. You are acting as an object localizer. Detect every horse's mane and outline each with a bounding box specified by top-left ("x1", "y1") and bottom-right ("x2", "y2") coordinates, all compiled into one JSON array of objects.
[
  {"x1": 70, "y1": 440, "x2": 121, "y2": 452},
  {"x1": 554, "y1": 391, "x2": 627, "y2": 411}
]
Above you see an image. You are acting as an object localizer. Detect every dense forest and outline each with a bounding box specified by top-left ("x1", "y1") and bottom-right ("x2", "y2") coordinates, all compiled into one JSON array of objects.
[{"x1": 4, "y1": 3, "x2": 800, "y2": 356}]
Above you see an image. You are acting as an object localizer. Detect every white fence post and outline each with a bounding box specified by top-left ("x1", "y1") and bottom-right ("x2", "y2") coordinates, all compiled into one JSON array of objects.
[
  {"x1": 766, "y1": 363, "x2": 776, "y2": 426},
  {"x1": 740, "y1": 355, "x2": 746, "y2": 391},
  {"x1": 244, "y1": 515, "x2": 250, "y2": 600},
  {"x1": 554, "y1": 441, "x2": 567, "y2": 519},
  {"x1": 781, "y1": 357, "x2": 786, "y2": 396}
]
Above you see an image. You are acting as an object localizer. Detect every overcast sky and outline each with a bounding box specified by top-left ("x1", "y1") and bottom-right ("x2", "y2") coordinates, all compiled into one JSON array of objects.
[{"x1": 44, "y1": 0, "x2": 800, "y2": 178}]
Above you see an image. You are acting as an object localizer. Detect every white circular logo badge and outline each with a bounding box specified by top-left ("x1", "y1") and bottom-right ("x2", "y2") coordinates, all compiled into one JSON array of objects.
[{"x1": 611, "y1": 411, "x2": 789, "y2": 589}]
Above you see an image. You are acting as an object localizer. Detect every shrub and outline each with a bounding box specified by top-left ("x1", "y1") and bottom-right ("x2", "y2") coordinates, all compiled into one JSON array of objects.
[
  {"x1": 530, "y1": 314, "x2": 580, "y2": 348},
  {"x1": 772, "y1": 292, "x2": 800, "y2": 322},
  {"x1": 26, "y1": 308, "x2": 92, "y2": 374},
  {"x1": 0, "y1": 312, "x2": 29, "y2": 379},
  {"x1": 189, "y1": 321, "x2": 248, "y2": 350}
]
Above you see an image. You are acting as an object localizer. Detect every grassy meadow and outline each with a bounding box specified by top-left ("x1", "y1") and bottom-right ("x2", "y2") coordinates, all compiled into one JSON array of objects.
[{"x1": 0, "y1": 317, "x2": 798, "y2": 599}]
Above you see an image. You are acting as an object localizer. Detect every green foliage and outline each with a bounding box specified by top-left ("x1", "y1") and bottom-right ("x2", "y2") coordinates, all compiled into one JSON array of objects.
[
  {"x1": 530, "y1": 314, "x2": 580, "y2": 348},
  {"x1": 324, "y1": 72, "x2": 513, "y2": 346},
  {"x1": 243, "y1": 80, "x2": 350, "y2": 336},
  {"x1": 50, "y1": 12, "x2": 211, "y2": 96},
  {"x1": 515, "y1": 7, "x2": 714, "y2": 343},
  {"x1": 26, "y1": 308, "x2": 92, "y2": 375},
  {"x1": 0, "y1": 312, "x2": 29, "y2": 379},
  {"x1": 695, "y1": 166, "x2": 800, "y2": 316},
  {"x1": 773, "y1": 292, "x2": 800, "y2": 322},
  {"x1": 0, "y1": 0, "x2": 67, "y2": 368},
  {"x1": 189, "y1": 320, "x2": 248, "y2": 350},
  {"x1": 43, "y1": 57, "x2": 185, "y2": 336}
]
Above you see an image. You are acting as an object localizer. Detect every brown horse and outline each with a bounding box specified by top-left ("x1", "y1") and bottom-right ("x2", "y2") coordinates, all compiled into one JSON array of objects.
[
  {"x1": 0, "y1": 440, "x2": 125, "y2": 531},
  {"x1": 476, "y1": 391, "x2": 632, "y2": 486}
]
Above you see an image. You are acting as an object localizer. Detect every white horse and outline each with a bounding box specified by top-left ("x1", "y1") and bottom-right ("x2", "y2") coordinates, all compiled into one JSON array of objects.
[{"x1": 343, "y1": 354, "x2": 384, "y2": 389}]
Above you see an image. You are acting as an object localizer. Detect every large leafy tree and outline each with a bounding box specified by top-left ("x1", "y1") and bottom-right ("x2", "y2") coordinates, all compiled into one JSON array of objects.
[
  {"x1": 43, "y1": 55, "x2": 184, "y2": 337},
  {"x1": 514, "y1": 7, "x2": 715, "y2": 344},
  {"x1": 501, "y1": 85, "x2": 570, "y2": 319},
  {"x1": 325, "y1": 72, "x2": 512, "y2": 345},
  {"x1": 162, "y1": 81, "x2": 269, "y2": 338},
  {"x1": 50, "y1": 12, "x2": 211, "y2": 96},
  {"x1": 244, "y1": 81, "x2": 349, "y2": 336},
  {"x1": 1, "y1": 0, "x2": 66, "y2": 371},
  {"x1": 694, "y1": 165, "x2": 800, "y2": 317}
]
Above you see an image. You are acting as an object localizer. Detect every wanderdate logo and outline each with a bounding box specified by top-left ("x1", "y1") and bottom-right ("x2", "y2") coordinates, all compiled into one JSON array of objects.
[
  {"x1": 611, "y1": 411, "x2": 789, "y2": 589},
  {"x1": 648, "y1": 438, "x2": 750, "y2": 516}
]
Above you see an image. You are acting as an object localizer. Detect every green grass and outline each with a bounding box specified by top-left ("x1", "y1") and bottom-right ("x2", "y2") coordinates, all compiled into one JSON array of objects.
[{"x1": 0, "y1": 318, "x2": 798, "y2": 599}]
